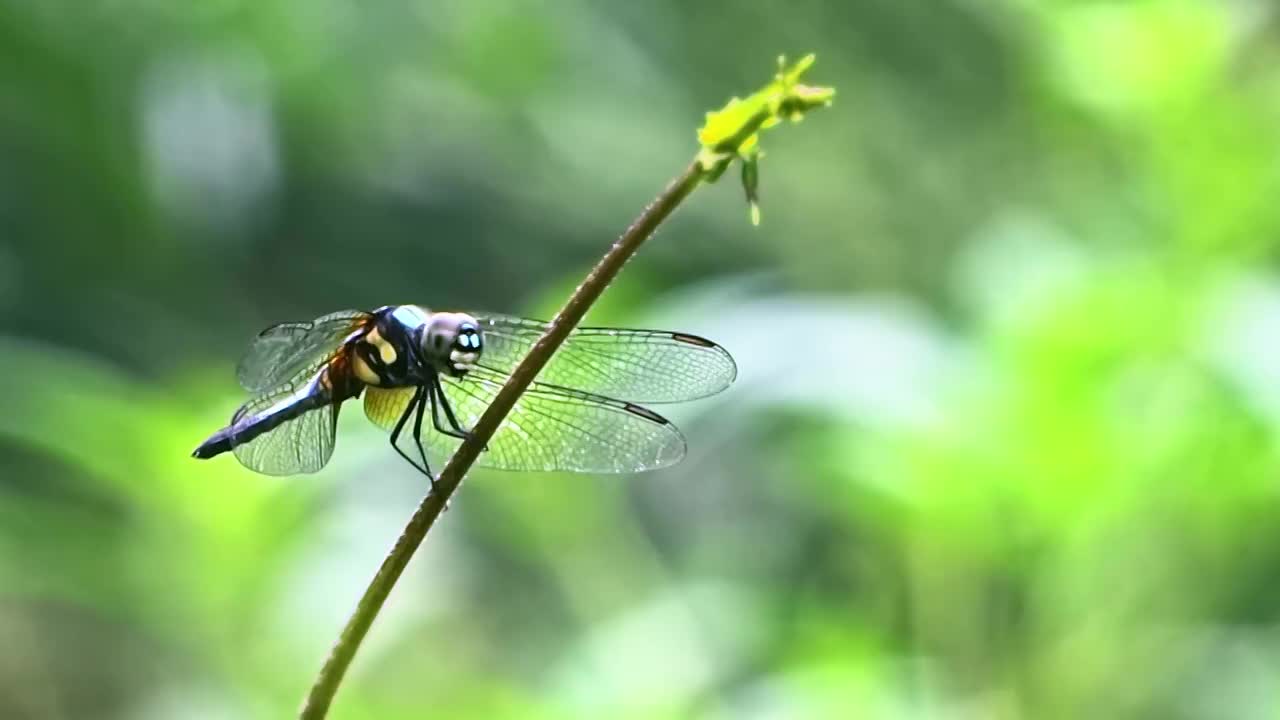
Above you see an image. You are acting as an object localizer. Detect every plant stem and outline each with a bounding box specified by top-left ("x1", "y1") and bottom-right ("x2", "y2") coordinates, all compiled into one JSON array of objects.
[
  {"x1": 298, "y1": 158, "x2": 707, "y2": 719},
  {"x1": 294, "y1": 49, "x2": 834, "y2": 713}
]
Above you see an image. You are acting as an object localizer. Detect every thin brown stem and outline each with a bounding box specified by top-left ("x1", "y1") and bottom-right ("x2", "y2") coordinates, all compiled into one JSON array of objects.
[{"x1": 298, "y1": 159, "x2": 706, "y2": 719}]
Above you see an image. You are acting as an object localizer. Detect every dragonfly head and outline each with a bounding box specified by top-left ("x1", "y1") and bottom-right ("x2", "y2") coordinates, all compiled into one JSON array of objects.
[{"x1": 421, "y1": 312, "x2": 483, "y2": 376}]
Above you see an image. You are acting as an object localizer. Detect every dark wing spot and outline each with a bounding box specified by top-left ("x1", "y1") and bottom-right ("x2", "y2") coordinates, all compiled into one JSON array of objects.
[
  {"x1": 672, "y1": 332, "x2": 716, "y2": 348},
  {"x1": 623, "y1": 402, "x2": 670, "y2": 425}
]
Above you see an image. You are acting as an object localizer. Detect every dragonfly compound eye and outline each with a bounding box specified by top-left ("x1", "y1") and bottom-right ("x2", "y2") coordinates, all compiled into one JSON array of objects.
[
  {"x1": 447, "y1": 323, "x2": 482, "y2": 374},
  {"x1": 454, "y1": 325, "x2": 482, "y2": 352},
  {"x1": 421, "y1": 313, "x2": 482, "y2": 375}
]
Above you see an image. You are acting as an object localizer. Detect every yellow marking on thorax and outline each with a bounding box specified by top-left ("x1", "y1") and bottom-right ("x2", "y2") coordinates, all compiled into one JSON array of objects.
[
  {"x1": 365, "y1": 328, "x2": 398, "y2": 365},
  {"x1": 352, "y1": 349, "x2": 382, "y2": 385}
]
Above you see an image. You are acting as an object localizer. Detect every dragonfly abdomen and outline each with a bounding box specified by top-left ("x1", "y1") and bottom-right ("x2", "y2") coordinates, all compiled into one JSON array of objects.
[{"x1": 193, "y1": 381, "x2": 334, "y2": 460}]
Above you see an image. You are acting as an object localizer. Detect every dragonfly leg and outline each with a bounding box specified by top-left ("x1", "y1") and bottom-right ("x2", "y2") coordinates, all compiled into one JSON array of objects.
[
  {"x1": 389, "y1": 386, "x2": 433, "y2": 479},
  {"x1": 410, "y1": 384, "x2": 437, "y2": 490},
  {"x1": 429, "y1": 378, "x2": 470, "y2": 441},
  {"x1": 415, "y1": 386, "x2": 452, "y2": 509},
  {"x1": 435, "y1": 377, "x2": 490, "y2": 452}
]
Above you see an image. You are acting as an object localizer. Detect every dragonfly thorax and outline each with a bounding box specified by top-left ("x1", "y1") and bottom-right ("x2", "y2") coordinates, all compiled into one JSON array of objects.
[{"x1": 355, "y1": 306, "x2": 483, "y2": 386}]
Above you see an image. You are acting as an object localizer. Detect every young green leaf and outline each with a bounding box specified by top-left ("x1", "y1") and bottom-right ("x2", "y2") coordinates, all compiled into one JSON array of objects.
[{"x1": 696, "y1": 54, "x2": 834, "y2": 224}]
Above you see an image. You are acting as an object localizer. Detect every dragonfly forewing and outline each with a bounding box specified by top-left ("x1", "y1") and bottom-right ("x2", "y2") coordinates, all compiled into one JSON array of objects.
[
  {"x1": 236, "y1": 310, "x2": 369, "y2": 393},
  {"x1": 472, "y1": 313, "x2": 736, "y2": 404}
]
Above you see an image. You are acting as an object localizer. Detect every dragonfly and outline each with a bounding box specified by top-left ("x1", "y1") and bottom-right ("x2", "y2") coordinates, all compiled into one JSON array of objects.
[{"x1": 192, "y1": 305, "x2": 736, "y2": 480}]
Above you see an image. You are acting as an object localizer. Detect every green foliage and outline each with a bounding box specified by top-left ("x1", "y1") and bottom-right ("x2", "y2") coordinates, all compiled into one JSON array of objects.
[
  {"x1": 3, "y1": 1, "x2": 1280, "y2": 719},
  {"x1": 696, "y1": 54, "x2": 835, "y2": 225}
]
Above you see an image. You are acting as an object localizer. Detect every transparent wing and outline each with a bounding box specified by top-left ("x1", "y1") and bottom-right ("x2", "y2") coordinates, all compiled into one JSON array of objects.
[
  {"x1": 364, "y1": 386, "x2": 417, "y2": 431},
  {"x1": 236, "y1": 310, "x2": 370, "y2": 393},
  {"x1": 443, "y1": 368, "x2": 685, "y2": 472},
  {"x1": 362, "y1": 372, "x2": 685, "y2": 473},
  {"x1": 470, "y1": 313, "x2": 736, "y2": 403},
  {"x1": 229, "y1": 376, "x2": 339, "y2": 475}
]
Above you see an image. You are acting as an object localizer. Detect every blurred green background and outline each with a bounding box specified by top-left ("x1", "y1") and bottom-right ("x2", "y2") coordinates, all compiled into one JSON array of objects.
[{"x1": 4, "y1": 1, "x2": 1280, "y2": 718}]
